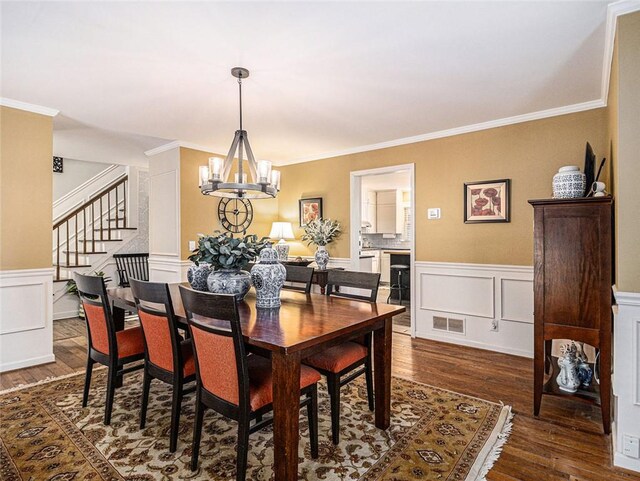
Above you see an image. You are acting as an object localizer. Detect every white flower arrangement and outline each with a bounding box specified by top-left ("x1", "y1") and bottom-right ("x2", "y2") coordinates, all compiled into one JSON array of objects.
[{"x1": 301, "y1": 218, "x2": 341, "y2": 247}]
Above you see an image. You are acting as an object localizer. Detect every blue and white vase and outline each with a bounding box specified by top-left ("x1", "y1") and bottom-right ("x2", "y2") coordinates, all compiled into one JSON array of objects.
[
  {"x1": 251, "y1": 246, "x2": 286, "y2": 309},
  {"x1": 315, "y1": 245, "x2": 329, "y2": 270},
  {"x1": 207, "y1": 268, "x2": 251, "y2": 301},
  {"x1": 553, "y1": 166, "x2": 586, "y2": 199},
  {"x1": 187, "y1": 263, "x2": 212, "y2": 291}
]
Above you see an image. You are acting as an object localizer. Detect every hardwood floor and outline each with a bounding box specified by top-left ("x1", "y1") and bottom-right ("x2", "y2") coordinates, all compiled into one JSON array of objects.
[{"x1": 1, "y1": 317, "x2": 638, "y2": 481}]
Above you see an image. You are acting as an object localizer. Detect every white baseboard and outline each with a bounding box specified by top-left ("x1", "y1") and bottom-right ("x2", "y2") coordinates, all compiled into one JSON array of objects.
[
  {"x1": 54, "y1": 309, "x2": 80, "y2": 321},
  {"x1": 415, "y1": 329, "x2": 533, "y2": 358},
  {"x1": 0, "y1": 268, "x2": 55, "y2": 372},
  {"x1": 614, "y1": 452, "x2": 640, "y2": 473},
  {"x1": 0, "y1": 354, "x2": 56, "y2": 373}
]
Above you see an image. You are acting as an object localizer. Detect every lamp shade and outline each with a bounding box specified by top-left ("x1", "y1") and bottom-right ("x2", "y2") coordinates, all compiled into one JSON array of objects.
[{"x1": 269, "y1": 222, "x2": 295, "y2": 240}]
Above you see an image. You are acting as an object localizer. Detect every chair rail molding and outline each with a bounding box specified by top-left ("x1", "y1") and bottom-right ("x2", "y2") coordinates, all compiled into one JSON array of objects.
[
  {"x1": 613, "y1": 287, "x2": 640, "y2": 473},
  {"x1": 414, "y1": 261, "x2": 534, "y2": 358},
  {"x1": 0, "y1": 268, "x2": 55, "y2": 372}
]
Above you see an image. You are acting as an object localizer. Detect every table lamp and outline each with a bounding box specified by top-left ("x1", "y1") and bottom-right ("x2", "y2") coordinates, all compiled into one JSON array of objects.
[{"x1": 269, "y1": 222, "x2": 295, "y2": 260}]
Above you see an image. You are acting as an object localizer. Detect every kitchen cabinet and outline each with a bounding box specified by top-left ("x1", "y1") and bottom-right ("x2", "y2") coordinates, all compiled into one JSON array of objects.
[
  {"x1": 375, "y1": 189, "x2": 408, "y2": 235},
  {"x1": 361, "y1": 190, "x2": 377, "y2": 232},
  {"x1": 380, "y1": 252, "x2": 391, "y2": 283}
]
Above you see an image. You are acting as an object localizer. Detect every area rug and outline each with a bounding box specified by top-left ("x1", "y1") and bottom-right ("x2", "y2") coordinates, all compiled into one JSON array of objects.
[{"x1": 0, "y1": 369, "x2": 512, "y2": 481}]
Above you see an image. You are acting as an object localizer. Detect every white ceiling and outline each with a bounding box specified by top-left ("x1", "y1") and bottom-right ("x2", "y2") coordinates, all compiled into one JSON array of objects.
[
  {"x1": 362, "y1": 171, "x2": 411, "y2": 192},
  {"x1": 1, "y1": 1, "x2": 614, "y2": 165}
]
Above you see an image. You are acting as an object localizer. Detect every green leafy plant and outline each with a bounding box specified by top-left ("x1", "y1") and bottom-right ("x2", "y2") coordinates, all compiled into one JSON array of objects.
[
  {"x1": 188, "y1": 231, "x2": 270, "y2": 270},
  {"x1": 301, "y1": 219, "x2": 341, "y2": 247}
]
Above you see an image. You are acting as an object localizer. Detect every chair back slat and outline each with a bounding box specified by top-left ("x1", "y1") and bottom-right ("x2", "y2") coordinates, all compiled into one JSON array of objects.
[
  {"x1": 75, "y1": 273, "x2": 117, "y2": 357},
  {"x1": 179, "y1": 286, "x2": 250, "y2": 411},
  {"x1": 113, "y1": 253, "x2": 149, "y2": 287},
  {"x1": 130, "y1": 278, "x2": 183, "y2": 375},
  {"x1": 326, "y1": 270, "x2": 381, "y2": 302},
  {"x1": 283, "y1": 265, "x2": 314, "y2": 294}
]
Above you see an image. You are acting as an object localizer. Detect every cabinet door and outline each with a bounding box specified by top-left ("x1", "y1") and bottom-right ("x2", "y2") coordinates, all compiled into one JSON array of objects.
[
  {"x1": 377, "y1": 190, "x2": 396, "y2": 205},
  {"x1": 381, "y1": 253, "x2": 391, "y2": 283},
  {"x1": 372, "y1": 257, "x2": 380, "y2": 273},
  {"x1": 377, "y1": 204, "x2": 396, "y2": 233}
]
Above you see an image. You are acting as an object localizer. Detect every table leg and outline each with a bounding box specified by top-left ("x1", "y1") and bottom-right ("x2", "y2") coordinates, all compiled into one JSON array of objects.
[
  {"x1": 111, "y1": 302, "x2": 125, "y2": 387},
  {"x1": 271, "y1": 350, "x2": 301, "y2": 481},
  {"x1": 373, "y1": 316, "x2": 392, "y2": 429},
  {"x1": 112, "y1": 302, "x2": 126, "y2": 331}
]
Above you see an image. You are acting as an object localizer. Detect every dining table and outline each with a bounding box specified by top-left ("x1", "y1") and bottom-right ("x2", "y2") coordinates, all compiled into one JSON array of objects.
[{"x1": 108, "y1": 283, "x2": 405, "y2": 481}]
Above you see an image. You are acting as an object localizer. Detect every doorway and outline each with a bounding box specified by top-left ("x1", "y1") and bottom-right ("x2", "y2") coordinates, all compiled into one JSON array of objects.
[{"x1": 350, "y1": 164, "x2": 415, "y2": 336}]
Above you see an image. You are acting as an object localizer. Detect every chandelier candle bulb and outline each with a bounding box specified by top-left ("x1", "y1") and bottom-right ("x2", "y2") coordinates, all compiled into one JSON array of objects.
[
  {"x1": 271, "y1": 170, "x2": 281, "y2": 191},
  {"x1": 257, "y1": 160, "x2": 273, "y2": 184},
  {"x1": 208, "y1": 157, "x2": 224, "y2": 182},
  {"x1": 199, "y1": 166, "x2": 210, "y2": 187}
]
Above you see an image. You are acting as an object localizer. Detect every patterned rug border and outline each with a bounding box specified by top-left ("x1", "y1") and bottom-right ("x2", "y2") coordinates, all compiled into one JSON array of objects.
[
  {"x1": 0, "y1": 367, "x2": 102, "y2": 395},
  {"x1": 1, "y1": 368, "x2": 514, "y2": 481}
]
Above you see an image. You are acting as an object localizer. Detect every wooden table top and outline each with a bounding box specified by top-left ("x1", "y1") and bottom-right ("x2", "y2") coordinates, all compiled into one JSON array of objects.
[{"x1": 108, "y1": 284, "x2": 405, "y2": 354}]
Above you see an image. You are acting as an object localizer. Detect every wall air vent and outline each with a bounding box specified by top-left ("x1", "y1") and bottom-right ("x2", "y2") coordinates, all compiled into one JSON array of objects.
[{"x1": 432, "y1": 315, "x2": 465, "y2": 334}]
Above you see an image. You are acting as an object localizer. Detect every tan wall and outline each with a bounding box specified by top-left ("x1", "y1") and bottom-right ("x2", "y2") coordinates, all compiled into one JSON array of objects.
[
  {"x1": 277, "y1": 109, "x2": 608, "y2": 265},
  {"x1": 0, "y1": 107, "x2": 53, "y2": 270},
  {"x1": 179, "y1": 147, "x2": 279, "y2": 259},
  {"x1": 613, "y1": 11, "x2": 640, "y2": 292}
]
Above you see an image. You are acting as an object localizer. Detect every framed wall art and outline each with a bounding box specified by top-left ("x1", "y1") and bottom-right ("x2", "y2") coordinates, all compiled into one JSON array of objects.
[
  {"x1": 464, "y1": 179, "x2": 510, "y2": 223},
  {"x1": 299, "y1": 197, "x2": 323, "y2": 226}
]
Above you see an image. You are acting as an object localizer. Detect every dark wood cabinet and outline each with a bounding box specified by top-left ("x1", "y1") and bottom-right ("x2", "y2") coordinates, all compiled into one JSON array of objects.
[{"x1": 528, "y1": 197, "x2": 613, "y2": 434}]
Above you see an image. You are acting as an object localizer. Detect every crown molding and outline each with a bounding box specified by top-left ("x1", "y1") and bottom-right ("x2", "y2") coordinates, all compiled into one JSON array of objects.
[
  {"x1": 275, "y1": 99, "x2": 605, "y2": 166},
  {"x1": 144, "y1": 140, "x2": 219, "y2": 157},
  {"x1": 601, "y1": 1, "x2": 640, "y2": 103},
  {"x1": 0, "y1": 98, "x2": 59, "y2": 117}
]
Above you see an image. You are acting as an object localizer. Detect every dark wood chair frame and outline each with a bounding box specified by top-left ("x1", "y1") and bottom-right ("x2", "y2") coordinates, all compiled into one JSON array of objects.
[
  {"x1": 76, "y1": 273, "x2": 144, "y2": 425},
  {"x1": 283, "y1": 265, "x2": 315, "y2": 294},
  {"x1": 316, "y1": 270, "x2": 381, "y2": 444},
  {"x1": 179, "y1": 286, "x2": 319, "y2": 478},
  {"x1": 113, "y1": 252, "x2": 149, "y2": 287},
  {"x1": 130, "y1": 278, "x2": 196, "y2": 453}
]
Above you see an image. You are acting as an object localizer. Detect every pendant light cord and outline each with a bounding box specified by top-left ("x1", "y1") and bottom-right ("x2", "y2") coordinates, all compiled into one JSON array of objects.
[{"x1": 238, "y1": 74, "x2": 243, "y2": 131}]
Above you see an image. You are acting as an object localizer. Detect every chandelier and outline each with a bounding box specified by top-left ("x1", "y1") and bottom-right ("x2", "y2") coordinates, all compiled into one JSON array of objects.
[{"x1": 199, "y1": 67, "x2": 280, "y2": 199}]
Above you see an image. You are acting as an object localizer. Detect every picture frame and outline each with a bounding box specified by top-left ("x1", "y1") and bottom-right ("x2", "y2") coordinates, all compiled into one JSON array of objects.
[
  {"x1": 299, "y1": 197, "x2": 323, "y2": 226},
  {"x1": 464, "y1": 179, "x2": 510, "y2": 223},
  {"x1": 53, "y1": 156, "x2": 64, "y2": 173}
]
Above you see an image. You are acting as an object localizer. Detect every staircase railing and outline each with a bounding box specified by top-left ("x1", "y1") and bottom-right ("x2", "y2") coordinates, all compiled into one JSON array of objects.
[{"x1": 53, "y1": 175, "x2": 128, "y2": 281}]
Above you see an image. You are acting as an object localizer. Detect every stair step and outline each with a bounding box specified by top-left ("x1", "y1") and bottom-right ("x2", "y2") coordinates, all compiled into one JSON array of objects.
[
  {"x1": 63, "y1": 250, "x2": 108, "y2": 255},
  {"x1": 55, "y1": 263, "x2": 92, "y2": 268},
  {"x1": 80, "y1": 239, "x2": 123, "y2": 243},
  {"x1": 92, "y1": 227, "x2": 137, "y2": 232}
]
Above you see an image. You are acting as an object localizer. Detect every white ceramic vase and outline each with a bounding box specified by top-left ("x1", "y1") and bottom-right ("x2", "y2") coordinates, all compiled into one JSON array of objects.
[
  {"x1": 315, "y1": 245, "x2": 329, "y2": 270},
  {"x1": 552, "y1": 166, "x2": 586, "y2": 199},
  {"x1": 251, "y1": 246, "x2": 286, "y2": 309},
  {"x1": 556, "y1": 355, "x2": 581, "y2": 393}
]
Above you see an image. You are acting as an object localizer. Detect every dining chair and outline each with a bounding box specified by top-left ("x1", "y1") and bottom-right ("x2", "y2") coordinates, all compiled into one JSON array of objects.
[
  {"x1": 282, "y1": 265, "x2": 314, "y2": 294},
  {"x1": 179, "y1": 286, "x2": 320, "y2": 478},
  {"x1": 75, "y1": 272, "x2": 145, "y2": 425},
  {"x1": 130, "y1": 278, "x2": 196, "y2": 452},
  {"x1": 303, "y1": 270, "x2": 381, "y2": 444}
]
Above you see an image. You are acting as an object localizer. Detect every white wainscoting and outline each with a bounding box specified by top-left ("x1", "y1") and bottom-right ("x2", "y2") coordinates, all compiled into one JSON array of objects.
[
  {"x1": 613, "y1": 288, "x2": 640, "y2": 473},
  {"x1": 415, "y1": 261, "x2": 534, "y2": 358},
  {"x1": 0, "y1": 268, "x2": 55, "y2": 372},
  {"x1": 149, "y1": 256, "x2": 191, "y2": 283}
]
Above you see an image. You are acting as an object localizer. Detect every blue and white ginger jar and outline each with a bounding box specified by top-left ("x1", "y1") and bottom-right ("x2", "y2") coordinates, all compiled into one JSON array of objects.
[
  {"x1": 251, "y1": 246, "x2": 286, "y2": 309},
  {"x1": 553, "y1": 166, "x2": 586, "y2": 199},
  {"x1": 187, "y1": 263, "x2": 212, "y2": 291}
]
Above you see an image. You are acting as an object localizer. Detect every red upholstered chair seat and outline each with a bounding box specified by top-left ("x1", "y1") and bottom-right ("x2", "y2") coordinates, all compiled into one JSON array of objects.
[
  {"x1": 181, "y1": 340, "x2": 196, "y2": 377},
  {"x1": 304, "y1": 342, "x2": 368, "y2": 373},
  {"x1": 115, "y1": 327, "x2": 145, "y2": 359},
  {"x1": 247, "y1": 355, "x2": 321, "y2": 411}
]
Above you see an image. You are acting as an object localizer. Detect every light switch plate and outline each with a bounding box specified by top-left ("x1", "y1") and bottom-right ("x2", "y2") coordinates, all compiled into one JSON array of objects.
[
  {"x1": 188, "y1": 240, "x2": 196, "y2": 251},
  {"x1": 623, "y1": 435, "x2": 640, "y2": 458},
  {"x1": 428, "y1": 208, "x2": 441, "y2": 220}
]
